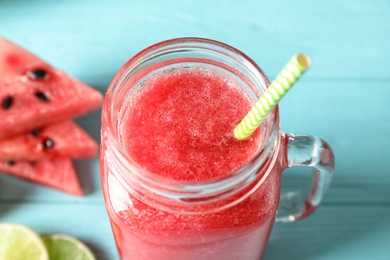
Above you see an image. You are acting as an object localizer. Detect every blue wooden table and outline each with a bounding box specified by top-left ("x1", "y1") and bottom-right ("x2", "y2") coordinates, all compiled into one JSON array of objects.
[{"x1": 1, "y1": 1, "x2": 389, "y2": 259}]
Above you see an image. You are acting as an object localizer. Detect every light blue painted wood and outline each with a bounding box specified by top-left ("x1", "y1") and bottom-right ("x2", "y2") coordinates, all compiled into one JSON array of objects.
[
  {"x1": 265, "y1": 206, "x2": 390, "y2": 260},
  {"x1": 0, "y1": 0, "x2": 389, "y2": 259}
]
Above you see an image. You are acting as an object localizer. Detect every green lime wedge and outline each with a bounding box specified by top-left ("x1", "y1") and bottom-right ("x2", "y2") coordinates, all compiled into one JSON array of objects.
[
  {"x1": 0, "y1": 223, "x2": 49, "y2": 260},
  {"x1": 41, "y1": 234, "x2": 96, "y2": 260}
]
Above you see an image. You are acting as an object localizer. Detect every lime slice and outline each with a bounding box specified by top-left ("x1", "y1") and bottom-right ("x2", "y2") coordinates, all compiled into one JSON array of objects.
[
  {"x1": 0, "y1": 223, "x2": 49, "y2": 260},
  {"x1": 41, "y1": 234, "x2": 96, "y2": 260}
]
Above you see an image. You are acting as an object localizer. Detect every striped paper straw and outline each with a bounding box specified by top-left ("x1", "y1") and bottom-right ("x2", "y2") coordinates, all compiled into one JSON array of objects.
[{"x1": 234, "y1": 53, "x2": 311, "y2": 140}]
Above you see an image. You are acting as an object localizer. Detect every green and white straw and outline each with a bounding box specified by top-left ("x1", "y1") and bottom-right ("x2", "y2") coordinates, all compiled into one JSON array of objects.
[{"x1": 234, "y1": 53, "x2": 312, "y2": 140}]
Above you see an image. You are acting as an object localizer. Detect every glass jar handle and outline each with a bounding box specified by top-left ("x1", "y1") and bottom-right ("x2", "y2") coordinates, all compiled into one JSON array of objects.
[{"x1": 276, "y1": 133, "x2": 335, "y2": 223}]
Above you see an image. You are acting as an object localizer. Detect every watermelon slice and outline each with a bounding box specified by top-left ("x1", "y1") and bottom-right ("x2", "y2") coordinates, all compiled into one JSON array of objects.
[
  {"x1": 0, "y1": 37, "x2": 103, "y2": 139},
  {"x1": 0, "y1": 120, "x2": 98, "y2": 161},
  {"x1": 0, "y1": 157, "x2": 82, "y2": 196}
]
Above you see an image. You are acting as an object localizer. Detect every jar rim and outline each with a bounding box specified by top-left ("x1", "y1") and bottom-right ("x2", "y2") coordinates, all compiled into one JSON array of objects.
[{"x1": 101, "y1": 37, "x2": 281, "y2": 211}]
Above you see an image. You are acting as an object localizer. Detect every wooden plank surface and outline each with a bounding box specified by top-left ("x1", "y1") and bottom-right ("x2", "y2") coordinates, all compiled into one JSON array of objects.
[{"x1": 1, "y1": 0, "x2": 389, "y2": 259}]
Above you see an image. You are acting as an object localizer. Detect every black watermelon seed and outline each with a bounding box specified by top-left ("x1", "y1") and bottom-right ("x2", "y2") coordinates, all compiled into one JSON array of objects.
[
  {"x1": 43, "y1": 138, "x2": 54, "y2": 149},
  {"x1": 30, "y1": 128, "x2": 41, "y2": 137},
  {"x1": 1, "y1": 96, "x2": 13, "y2": 109},
  {"x1": 34, "y1": 91, "x2": 50, "y2": 102},
  {"x1": 28, "y1": 69, "x2": 48, "y2": 80},
  {"x1": 6, "y1": 160, "x2": 16, "y2": 166}
]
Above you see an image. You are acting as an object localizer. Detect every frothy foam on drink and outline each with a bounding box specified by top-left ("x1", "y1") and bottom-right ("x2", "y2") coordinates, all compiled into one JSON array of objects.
[{"x1": 120, "y1": 66, "x2": 262, "y2": 182}]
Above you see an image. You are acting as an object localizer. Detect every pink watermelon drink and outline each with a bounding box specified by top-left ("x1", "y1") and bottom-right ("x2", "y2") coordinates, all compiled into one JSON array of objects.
[
  {"x1": 101, "y1": 38, "x2": 284, "y2": 259},
  {"x1": 122, "y1": 68, "x2": 263, "y2": 182}
]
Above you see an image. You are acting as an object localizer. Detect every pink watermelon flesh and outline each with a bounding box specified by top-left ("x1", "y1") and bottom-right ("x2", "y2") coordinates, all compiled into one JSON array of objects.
[
  {"x1": 0, "y1": 157, "x2": 83, "y2": 196},
  {"x1": 0, "y1": 120, "x2": 98, "y2": 160},
  {"x1": 0, "y1": 37, "x2": 103, "y2": 139}
]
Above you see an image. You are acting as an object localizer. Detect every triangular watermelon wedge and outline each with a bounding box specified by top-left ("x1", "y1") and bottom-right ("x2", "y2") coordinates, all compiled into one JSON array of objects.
[
  {"x1": 0, "y1": 37, "x2": 103, "y2": 139},
  {"x1": 0, "y1": 157, "x2": 82, "y2": 196},
  {"x1": 0, "y1": 120, "x2": 98, "y2": 161}
]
